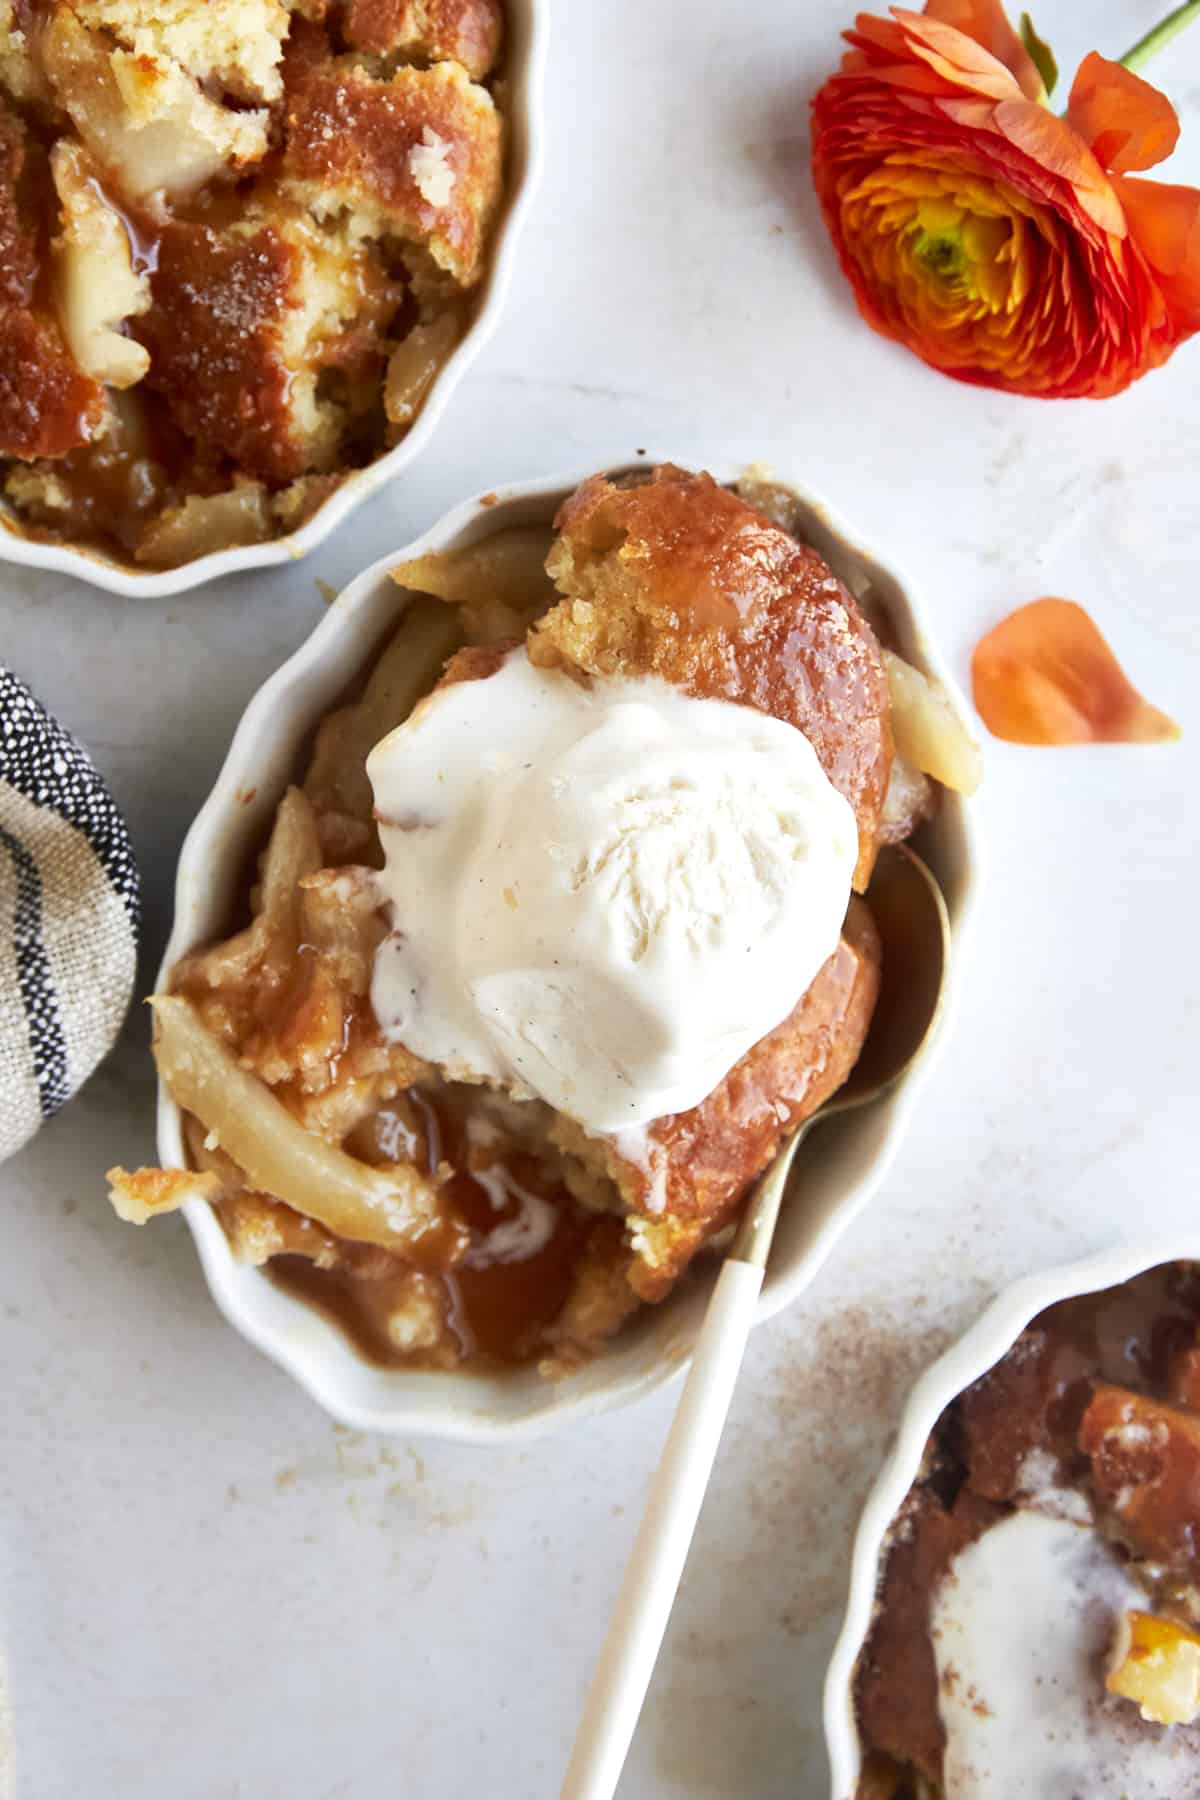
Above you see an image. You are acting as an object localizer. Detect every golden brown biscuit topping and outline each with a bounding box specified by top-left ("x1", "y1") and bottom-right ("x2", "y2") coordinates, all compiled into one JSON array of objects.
[
  {"x1": 282, "y1": 55, "x2": 502, "y2": 287},
  {"x1": 0, "y1": 0, "x2": 506, "y2": 564},
  {"x1": 342, "y1": 0, "x2": 503, "y2": 78},
  {"x1": 540, "y1": 466, "x2": 895, "y2": 891}
]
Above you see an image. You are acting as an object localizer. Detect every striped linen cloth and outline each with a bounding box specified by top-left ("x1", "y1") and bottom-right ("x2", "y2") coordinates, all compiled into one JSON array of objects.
[{"x1": 1, "y1": 667, "x2": 140, "y2": 1162}]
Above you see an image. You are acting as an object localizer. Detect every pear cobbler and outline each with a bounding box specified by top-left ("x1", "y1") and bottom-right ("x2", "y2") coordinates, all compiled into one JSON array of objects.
[
  {"x1": 109, "y1": 466, "x2": 980, "y2": 1373},
  {"x1": 855, "y1": 1263, "x2": 1200, "y2": 1799},
  {"x1": 0, "y1": 0, "x2": 506, "y2": 564}
]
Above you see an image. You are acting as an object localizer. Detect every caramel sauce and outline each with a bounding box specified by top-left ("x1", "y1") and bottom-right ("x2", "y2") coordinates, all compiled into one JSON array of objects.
[
  {"x1": 0, "y1": 97, "x2": 104, "y2": 458},
  {"x1": 20, "y1": 389, "x2": 181, "y2": 552},
  {"x1": 442, "y1": 1158, "x2": 590, "y2": 1362},
  {"x1": 269, "y1": 1122, "x2": 589, "y2": 1369},
  {"x1": 1, "y1": 95, "x2": 185, "y2": 530},
  {"x1": 95, "y1": 176, "x2": 162, "y2": 278}
]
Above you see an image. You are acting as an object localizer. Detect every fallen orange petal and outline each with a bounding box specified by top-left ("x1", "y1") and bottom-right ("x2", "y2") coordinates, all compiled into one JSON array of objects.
[
  {"x1": 921, "y1": 0, "x2": 1045, "y2": 100},
  {"x1": 1068, "y1": 52, "x2": 1180, "y2": 175},
  {"x1": 972, "y1": 599, "x2": 1180, "y2": 745}
]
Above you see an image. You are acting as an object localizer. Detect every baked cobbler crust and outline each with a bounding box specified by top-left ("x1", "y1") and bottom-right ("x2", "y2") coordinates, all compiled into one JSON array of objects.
[
  {"x1": 538, "y1": 466, "x2": 894, "y2": 891},
  {"x1": 0, "y1": 0, "x2": 506, "y2": 564},
  {"x1": 281, "y1": 49, "x2": 503, "y2": 287},
  {"x1": 341, "y1": 0, "x2": 502, "y2": 78}
]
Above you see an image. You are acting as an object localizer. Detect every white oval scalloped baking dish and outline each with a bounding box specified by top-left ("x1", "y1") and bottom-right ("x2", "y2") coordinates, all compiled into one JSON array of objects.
[
  {"x1": 822, "y1": 1234, "x2": 1200, "y2": 1800},
  {"x1": 154, "y1": 458, "x2": 984, "y2": 1441},
  {"x1": 0, "y1": 0, "x2": 547, "y2": 598}
]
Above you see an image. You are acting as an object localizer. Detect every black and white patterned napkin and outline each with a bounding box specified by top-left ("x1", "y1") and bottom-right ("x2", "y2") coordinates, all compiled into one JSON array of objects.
[{"x1": 1, "y1": 667, "x2": 140, "y2": 1162}]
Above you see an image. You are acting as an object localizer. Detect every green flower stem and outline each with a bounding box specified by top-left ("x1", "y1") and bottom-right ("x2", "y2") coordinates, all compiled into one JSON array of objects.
[{"x1": 1119, "y1": 0, "x2": 1200, "y2": 72}]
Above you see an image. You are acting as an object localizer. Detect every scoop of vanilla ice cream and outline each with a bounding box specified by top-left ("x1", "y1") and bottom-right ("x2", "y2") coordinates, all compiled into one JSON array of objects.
[
  {"x1": 367, "y1": 648, "x2": 858, "y2": 1134},
  {"x1": 931, "y1": 1511, "x2": 1198, "y2": 1797}
]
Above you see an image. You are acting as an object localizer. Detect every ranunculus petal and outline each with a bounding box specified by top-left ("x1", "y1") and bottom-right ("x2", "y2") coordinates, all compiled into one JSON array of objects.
[
  {"x1": 845, "y1": 13, "x2": 916, "y2": 61},
  {"x1": 844, "y1": 46, "x2": 965, "y2": 94},
  {"x1": 922, "y1": 0, "x2": 1045, "y2": 100},
  {"x1": 1115, "y1": 176, "x2": 1200, "y2": 326},
  {"x1": 1067, "y1": 52, "x2": 1180, "y2": 175},
  {"x1": 994, "y1": 100, "x2": 1126, "y2": 235},
  {"x1": 891, "y1": 7, "x2": 1026, "y2": 99},
  {"x1": 935, "y1": 95, "x2": 1000, "y2": 129},
  {"x1": 972, "y1": 599, "x2": 1180, "y2": 745}
]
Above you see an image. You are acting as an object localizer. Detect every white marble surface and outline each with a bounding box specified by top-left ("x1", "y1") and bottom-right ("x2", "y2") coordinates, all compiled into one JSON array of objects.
[{"x1": 3, "y1": 4, "x2": 1200, "y2": 1796}]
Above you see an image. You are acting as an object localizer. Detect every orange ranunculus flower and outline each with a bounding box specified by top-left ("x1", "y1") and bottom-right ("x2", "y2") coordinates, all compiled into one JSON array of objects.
[{"x1": 810, "y1": 0, "x2": 1200, "y2": 397}]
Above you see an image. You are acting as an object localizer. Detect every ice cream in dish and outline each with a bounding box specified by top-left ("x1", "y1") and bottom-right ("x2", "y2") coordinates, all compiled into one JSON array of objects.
[
  {"x1": 368, "y1": 648, "x2": 859, "y2": 1133},
  {"x1": 108, "y1": 464, "x2": 980, "y2": 1374},
  {"x1": 851, "y1": 1261, "x2": 1200, "y2": 1799}
]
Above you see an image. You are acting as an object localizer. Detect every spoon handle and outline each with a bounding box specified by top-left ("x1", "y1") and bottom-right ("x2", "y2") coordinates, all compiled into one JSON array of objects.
[{"x1": 559, "y1": 1256, "x2": 764, "y2": 1800}]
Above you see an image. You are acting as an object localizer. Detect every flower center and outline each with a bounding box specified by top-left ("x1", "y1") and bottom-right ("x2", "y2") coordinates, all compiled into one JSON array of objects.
[
  {"x1": 916, "y1": 228, "x2": 967, "y2": 285},
  {"x1": 839, "y1": 160, "x2": 1063, "y2": 376},
  {"x1": 904, "y1": 192, "x2": 1018, "y2": 313}
]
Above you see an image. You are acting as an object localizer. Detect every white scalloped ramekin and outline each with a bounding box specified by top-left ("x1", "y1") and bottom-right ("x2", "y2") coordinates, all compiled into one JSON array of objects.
[
  {"x1": 0, "y1": 1, "x2": 547, "y2": 598},
  {"x1": 155, "y1": 459, "x2": 983, "y2": 1441},
  {"x1": 823, "y1": 1235, "x2": 1200, "y2": 1800}
]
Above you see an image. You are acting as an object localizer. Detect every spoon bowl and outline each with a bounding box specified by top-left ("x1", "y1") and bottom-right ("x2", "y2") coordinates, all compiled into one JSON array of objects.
[
  {"x1": 734, "y1": 843, "x2": 952, "y2": 1268},
  {"x1": 842, "y1": 844, "x2": 951, "y2": 1101}
]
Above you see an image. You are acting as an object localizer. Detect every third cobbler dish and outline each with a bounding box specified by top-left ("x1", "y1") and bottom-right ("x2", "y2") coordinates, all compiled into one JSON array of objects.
[{"x1": 853, "y1": 1262, "x2": 1200, "y2": 1798}]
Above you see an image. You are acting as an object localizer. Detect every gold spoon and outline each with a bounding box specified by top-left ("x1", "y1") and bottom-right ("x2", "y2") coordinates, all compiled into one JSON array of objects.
[
  {"x1": 560, "y1": 845, "x2": 952, "y2": 1800},
  {"x1": 734, "y1": 843, "x2": 951, "y2": 1269}
]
